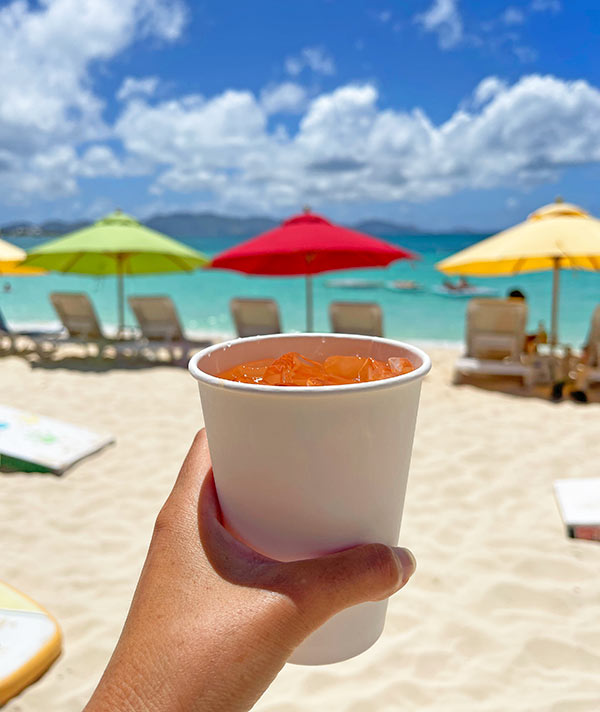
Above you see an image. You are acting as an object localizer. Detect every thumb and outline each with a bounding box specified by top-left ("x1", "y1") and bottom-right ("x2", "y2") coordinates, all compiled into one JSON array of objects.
[{"x1": 284, "y1": 543, "x2": 416, "y2": 630}]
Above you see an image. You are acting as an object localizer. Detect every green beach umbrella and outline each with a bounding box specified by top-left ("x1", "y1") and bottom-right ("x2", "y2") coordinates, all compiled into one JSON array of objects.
[{"x1": 23, "y1": 210, "x2": 208, "y2": 334}]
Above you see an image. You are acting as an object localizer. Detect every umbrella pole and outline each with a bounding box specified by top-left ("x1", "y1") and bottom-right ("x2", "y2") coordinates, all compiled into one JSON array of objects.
[
  {"x1": 306, "y1": 274, "x2": 313, "y2": 332},
  {"x1": 550, "y1": 257, "x2": 560, "y2": 347},
  {"x1": 117, "y1": 255, "x2": 125, "y2": 337}
]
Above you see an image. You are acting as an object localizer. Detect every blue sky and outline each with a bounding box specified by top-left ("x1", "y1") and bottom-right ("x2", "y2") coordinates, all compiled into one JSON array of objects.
[{"x1": 1, "y1": 0, "x2": 599, "y2": 230}]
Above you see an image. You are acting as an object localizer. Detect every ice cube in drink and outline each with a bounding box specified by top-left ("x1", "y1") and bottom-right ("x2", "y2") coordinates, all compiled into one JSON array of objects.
[{"x1": 217, "y1": 351, "x2": 415, "y2": 386}]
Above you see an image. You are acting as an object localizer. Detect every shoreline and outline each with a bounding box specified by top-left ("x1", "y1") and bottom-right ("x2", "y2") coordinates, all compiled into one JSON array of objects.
[{"x1": 6, "y1": 319, "x2": 465, "y2": 351}]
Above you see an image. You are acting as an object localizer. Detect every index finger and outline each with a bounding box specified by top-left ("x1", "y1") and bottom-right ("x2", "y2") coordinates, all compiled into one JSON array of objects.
[{"x1": 171, "y1": 429, "x2": 212, "y2": 501}]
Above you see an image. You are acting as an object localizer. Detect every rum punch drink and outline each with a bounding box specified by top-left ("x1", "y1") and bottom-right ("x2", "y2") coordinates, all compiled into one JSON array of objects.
[
  {"x1": 217, "y1": 351, "x2": 416, "y2": 385},
  {"x1": 189, "y1": 333, "x2": 431, "y2": 665}
]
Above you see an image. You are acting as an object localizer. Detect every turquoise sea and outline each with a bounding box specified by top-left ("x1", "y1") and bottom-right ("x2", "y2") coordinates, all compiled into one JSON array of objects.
[{"x1": 3, "y1": 234, "x2": 599, "y2": 346}]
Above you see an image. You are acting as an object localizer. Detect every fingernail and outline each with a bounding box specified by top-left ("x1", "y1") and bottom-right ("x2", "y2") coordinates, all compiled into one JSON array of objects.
[{"x1": 393, "y1": 547, "x2": 416, "y2": 585}]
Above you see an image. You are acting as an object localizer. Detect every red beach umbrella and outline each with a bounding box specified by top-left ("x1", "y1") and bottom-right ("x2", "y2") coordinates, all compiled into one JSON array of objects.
[{"x1": 211, "y1": 210, "x2": 417, "y2": 331}]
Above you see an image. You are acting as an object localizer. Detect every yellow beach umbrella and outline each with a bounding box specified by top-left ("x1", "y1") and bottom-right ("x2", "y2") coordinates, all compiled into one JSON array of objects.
[
  {"x1": 0, "y1": 237, "x2": 45, "y2": 276},
  {"x1": 436, "y1": 199, "x2": 600, "y2": 345}
]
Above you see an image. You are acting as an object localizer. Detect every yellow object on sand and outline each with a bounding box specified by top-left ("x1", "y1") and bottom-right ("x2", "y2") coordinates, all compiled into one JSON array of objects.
[
  {"x1": 436, "y1": 199, "x2": 600, "y2": 344},
  {"x1": 0, "y1": 582, "x2": 62, "y2": 705},
  {"x1": 0, "y1": 238, "x2": 45, "y2": 276}
]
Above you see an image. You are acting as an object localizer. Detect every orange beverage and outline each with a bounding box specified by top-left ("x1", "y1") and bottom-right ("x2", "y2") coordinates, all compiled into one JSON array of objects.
[{"x1": 217, "y1": 351, "x2": 415, "y2": 386}]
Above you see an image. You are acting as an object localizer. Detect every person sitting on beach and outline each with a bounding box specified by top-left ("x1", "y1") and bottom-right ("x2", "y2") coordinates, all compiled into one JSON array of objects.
[
  {"x1": 84, "y1": 430, "x2": 416, "y2": 712},
  {"x1": 506, "y1": 288, "x2": 546, "y2": 354},
  {"x1": 443, "y1": 277, "x2": 471, "y2": 291},
  {"x1": 569, "y1": 328, "x2": 594, "y2": 403}
]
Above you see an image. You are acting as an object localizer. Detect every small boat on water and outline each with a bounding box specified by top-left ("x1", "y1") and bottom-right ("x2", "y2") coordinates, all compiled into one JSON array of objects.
[
  {"x1": 384, "y1": 280, "x2": 424, "y2": 293},
  {"x1": 431, "y1": 285, "x2": 498, "y2": 298},
  {"x1": 324, "y1": 278, "x2": 384, "y2": 289}
]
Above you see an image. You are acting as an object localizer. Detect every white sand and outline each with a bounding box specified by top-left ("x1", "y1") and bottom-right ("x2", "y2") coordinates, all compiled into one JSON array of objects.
[{"x1": 1, "y1": 349, "x2": 599, "y2": 711}]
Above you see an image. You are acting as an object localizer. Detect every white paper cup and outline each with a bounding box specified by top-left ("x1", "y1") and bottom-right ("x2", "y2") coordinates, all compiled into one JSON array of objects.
[{"x1": 189, "y1": 333, "x2": 431, "y2": 665}]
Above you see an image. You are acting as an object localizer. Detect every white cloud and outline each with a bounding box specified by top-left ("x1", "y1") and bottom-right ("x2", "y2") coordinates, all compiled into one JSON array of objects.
[
  {"x1": 83, "y1": 196, "x2": 118, "y2": 220},
  {"x1": 302, "y1": 47, "x2": 336, "y2": 75},
  {"x1": 0, "y1": 145, "x2": 79, "y2": 204},
  {"x1": 78, "y1": 145, "x2": 123, "y2": 177},
  {"x1": 136, "y1": 0, "x2": 187, "y2": 40},
  {"x1": 479, "y1": 21, "x2": 538, "y2": 65},
  {"x1": 284, "y1": 56, "x2": 303, "y2": 77},
  {"x1": 472, "y1": 76, "x2": 508, "y2": 107},
  {"x1": 513, "y1": 45, "x2": 538, "y2": 63},
  {"x1": 285, "y1": 47, "x2": 336, "y2": 76},
  {"x1": 377, "y1": 10, "x2": 392, "y2": 23},
  {"x1": 117, "y1": 76, "x2": 160, "y2": 101},
  {"x1": 114, "y1": 90, "x2": 268, "y2": 191},
  {"x1": 531, "y1": 0, "x2": 561, "y2": 12},
  {"x1": 260, "y1": 83, "x2": 307, "y2": 114},
  {"x1": 297, "y1": 85, "x2": 377, "y2": 159},
  {"x1": 76, "y1": 145, "x2": 149, "y2": 179},
  {"x1": 0, "y1": 0, "x2": 186, "y2": 202},
  {"x1": 112, "y1": 75, "x2": 600, "y2": 213},
  {"x1": 415, "y1": 0, "x2": 463, "y2": 49},
  {"x1": 502, "y1": 7, "x2": 525, "y2": 25}
]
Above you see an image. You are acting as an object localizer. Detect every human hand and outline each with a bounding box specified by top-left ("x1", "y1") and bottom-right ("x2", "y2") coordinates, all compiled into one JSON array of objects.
[{"x1": 85, "y1": 430, "x2": 416, "y2": 712}]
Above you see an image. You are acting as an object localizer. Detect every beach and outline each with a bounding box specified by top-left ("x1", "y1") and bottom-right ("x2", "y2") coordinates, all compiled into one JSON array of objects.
[{"x1": 2, "y1": 347, "x2": 599, "y2": 711}]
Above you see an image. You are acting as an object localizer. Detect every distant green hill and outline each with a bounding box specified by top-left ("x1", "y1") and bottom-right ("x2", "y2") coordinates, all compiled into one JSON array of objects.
[
  {"x1": 1, "y1": 211, "x2": 432, "y2": 239},
  {"x1": 1, "y1": 220, "x2": 88, "y2": 237},
  {"x1": 145, "y1": 212, "x2": 279, "y2": 239},
  {"x1": 353, "y1": 219, "x2": 422, "y2": 236}
]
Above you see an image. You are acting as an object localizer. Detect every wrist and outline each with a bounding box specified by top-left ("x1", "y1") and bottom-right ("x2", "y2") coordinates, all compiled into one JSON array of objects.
[
  {"x1": 85, "y1": 639, "x2": 178, "y2": 712},
  {"x1": 85, "y1": 591, "x2": 304, "y2": 712}
]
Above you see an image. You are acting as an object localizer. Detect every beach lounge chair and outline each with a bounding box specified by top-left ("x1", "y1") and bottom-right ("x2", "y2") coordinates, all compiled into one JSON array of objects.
[
  {"x1": 0, "y1": 307, "x2": 16, "y2": 354},
  {"x1": 230, "y1": 298, "x2": 281, "y2": 338},
  {"x1": 0, "y1": 306, "x2": 62, "y2": 356},
  {"x1": 453, "y1": 298, "x2": 535, "y2": 388},
  {"x1": 580, "y1": 305, "x2": 600, "y2": 390},
  {"x1": 128, "y1": 295, "x2": 212, "y2": 364},
  {"x1": 50, "y1": 292, "x2": 137, "y2": 357},
  {"x1": 329, "y1": 301, "x2": 383, "y2": 337},
  {"x1": 51, "y1": 292, "x2": 104, "y2": 343}
]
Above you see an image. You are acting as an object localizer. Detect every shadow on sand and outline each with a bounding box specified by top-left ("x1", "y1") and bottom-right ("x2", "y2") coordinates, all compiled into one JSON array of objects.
[
  {"x1": 456, "y1": 373, "x2": 600, "y2": 404},
  {"x1": 8, "y1": 349, "x2": 204, "y2": 373}
]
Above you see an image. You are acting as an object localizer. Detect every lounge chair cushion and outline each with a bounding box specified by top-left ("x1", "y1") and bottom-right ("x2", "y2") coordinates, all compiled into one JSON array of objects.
[
  {"x1": 329, "y1": 302, "x2": 383, "y2": 337},
  {"x1": 230, "y1": 298, "x2": 281, "y2": 338}
]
